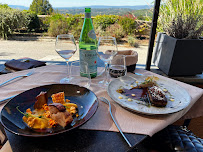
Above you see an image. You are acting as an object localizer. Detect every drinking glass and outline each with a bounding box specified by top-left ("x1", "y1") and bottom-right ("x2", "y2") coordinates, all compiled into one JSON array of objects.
[
  {"x1": 97, "y1": 36, "x2": 118, "y2": 87},
  {"x1": 109, "y1": 55, "x2": 127, "y2": 78},
  {"x1": 69, "y1": 61, "x2": 91, "y2": 88},
  {"x1": 55, "y1": 34, "x2": 77, "y2": 83}
]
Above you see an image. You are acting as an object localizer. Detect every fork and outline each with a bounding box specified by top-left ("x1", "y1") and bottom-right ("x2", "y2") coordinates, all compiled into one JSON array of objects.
[
  {"x1": 0, "y1": 70, "x2": 34, "y2": 87},
  {"x1": 99, "y1": 97, "x2": 132, "y2": 147}
]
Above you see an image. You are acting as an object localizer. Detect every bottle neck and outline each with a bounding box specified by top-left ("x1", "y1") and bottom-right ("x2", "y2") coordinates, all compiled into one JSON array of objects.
[{"x1": 85, "y1": 12, "x2": 91, "y2": 18}]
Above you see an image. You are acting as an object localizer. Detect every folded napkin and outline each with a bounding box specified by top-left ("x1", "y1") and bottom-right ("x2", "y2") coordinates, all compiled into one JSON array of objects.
[{"x1": 4, "y1": 58, "x2": 46, "y2": 71}]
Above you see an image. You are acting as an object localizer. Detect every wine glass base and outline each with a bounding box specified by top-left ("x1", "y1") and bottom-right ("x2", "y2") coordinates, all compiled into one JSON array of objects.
[
  {"x1": 97, "y1": 80, "x2": 109, "y2": 88},
  {"x1": 60, "y1": 77, "x2": 72, "y2": 84},
  {"x1": 60, "y1": 77, "x2": 90, "y2": 88}
]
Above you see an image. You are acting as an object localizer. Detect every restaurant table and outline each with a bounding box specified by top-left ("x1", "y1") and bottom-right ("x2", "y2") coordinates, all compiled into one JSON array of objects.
[{"x1": 0, "y1": 61, "x2": 202, "y2": 152}]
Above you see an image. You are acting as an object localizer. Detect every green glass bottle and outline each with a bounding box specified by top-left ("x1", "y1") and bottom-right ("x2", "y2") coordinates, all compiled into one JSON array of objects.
[{"x1": 79, "y1": 8, "x2": 97, "y2": 78}]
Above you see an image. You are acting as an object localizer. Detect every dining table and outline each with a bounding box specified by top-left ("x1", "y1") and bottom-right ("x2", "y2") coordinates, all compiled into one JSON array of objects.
[{"x1": 0, "y1": 59, "x2": 202, "y2": 152}]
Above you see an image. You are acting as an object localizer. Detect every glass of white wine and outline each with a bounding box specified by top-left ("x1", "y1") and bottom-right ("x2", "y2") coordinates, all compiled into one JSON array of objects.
[
  {"x1": 55, "y1": 34, "x2": 77, "y2": 83},
  {"x1": 97, "y1": 36, "x2": 118, "y2": 87}
]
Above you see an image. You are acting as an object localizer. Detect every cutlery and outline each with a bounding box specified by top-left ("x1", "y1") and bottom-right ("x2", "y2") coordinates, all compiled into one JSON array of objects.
[
  {"x1": 134, "y1": 72, "x2": 143, "y2": 76},
  {"x1": 0, "y1": 95, "x2": 16, "y2": 104},
  {"x1": 99, "y1": 97, "x2": 132, "y2": 147},
  {"x1": 0, "y1": 70, "x2": 34, "y2": 87}
]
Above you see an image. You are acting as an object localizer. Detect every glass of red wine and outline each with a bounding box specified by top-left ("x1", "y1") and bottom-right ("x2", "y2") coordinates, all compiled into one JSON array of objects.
[{"x1": 109, "y1": 55, "x2": 127, "y2": 78}]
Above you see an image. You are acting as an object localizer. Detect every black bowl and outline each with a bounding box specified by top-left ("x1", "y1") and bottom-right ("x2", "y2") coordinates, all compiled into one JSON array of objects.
[{"x1": 0, "y1": 84, "x2": 98, "y2": 137}]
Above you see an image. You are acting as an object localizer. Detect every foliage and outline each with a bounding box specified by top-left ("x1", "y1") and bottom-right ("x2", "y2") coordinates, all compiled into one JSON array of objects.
[
  {"x1": 0, "y1": 3, "x2": 10, "y2": 9},
  {"x1": 23, "y1": 10, "x2": 40, "y2": 31},
  {"x1": 127, "y1": 36, "x2": 139, "y2": 48},
  {"x1": 93, "y1": 15, "x2": 119, "y2": 30},
  {"x1": 47, "y1": 13, "x2": 69, "y2": 37},
  {"x1": 29, "y1": 0, "x2": 53, "y2": 15},
  {"x1": 105, "y1": 23, "x2": 125, "y2": 41},
  {"x1": 67, "y1": 14, "x2": 83, "y2": 40},
  {"x1": 47, "y1": 13, "x2": 83, "y2": 38},
  {"x1": 0, "y1": 7, "x2": 27, "y2": 39},
  {"x1": 118, "y1": 16, "x2": 138, "y2": 36},
  {"x1": 132, "y1": 9, "x2": 153, "y2": 20},
  {"x1": 158, "y1": 0, "x2": 203, "y2": 39}
]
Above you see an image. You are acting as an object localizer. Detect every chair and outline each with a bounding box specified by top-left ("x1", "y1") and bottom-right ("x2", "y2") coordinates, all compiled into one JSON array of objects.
[{"x1": 137, "y1": 125, "x2": 203, "y2": 152}]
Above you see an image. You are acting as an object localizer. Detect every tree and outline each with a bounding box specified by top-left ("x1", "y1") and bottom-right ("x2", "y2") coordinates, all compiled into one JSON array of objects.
[{"x1": 29, "y1": 0, "x2": 53, "y2": 15}]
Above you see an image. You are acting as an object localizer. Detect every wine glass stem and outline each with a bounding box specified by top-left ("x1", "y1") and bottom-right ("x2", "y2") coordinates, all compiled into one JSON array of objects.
[
  {"x1": 104, "y1": 62, "x2": 108, "y2": 84},
  {"x1": 66, "y1": 60, "x2": 70, "y2": 78}
]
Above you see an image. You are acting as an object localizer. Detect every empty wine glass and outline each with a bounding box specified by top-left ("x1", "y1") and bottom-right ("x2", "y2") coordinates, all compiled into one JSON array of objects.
[
  {"x1": 55, "y1": 34, "x2": 77, "y2": 83},
  {"x1": 97, "y1": 36, "x2": 118, "y2": 87},
  {"x1": 70, "y1": 61, "x2": 91, "y2": 88}
]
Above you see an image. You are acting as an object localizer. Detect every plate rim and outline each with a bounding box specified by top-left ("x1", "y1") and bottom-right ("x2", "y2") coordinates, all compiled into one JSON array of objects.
[
  {"x1": 107, "y1": 75, "x2": 191, "y2": 115},
  {"x1": 0, "y1": 83, "x2": 99, "y2": 137}
]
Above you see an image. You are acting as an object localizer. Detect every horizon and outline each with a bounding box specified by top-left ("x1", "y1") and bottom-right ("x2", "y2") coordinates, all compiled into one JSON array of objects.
[{"x1": 0, "y1": 0, "x2": 154, "y2": 7}]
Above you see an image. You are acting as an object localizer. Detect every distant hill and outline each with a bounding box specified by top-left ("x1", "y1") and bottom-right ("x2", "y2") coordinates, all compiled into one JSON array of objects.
[
  {"x1": 56, "y1": 5, "x2": 153, "y2": 16},
  {"x1": 55, "y1": 5, "x2": 153, "y2": 10},
  {"x1": 8, "y1": 5, "x2": 153, "y2": 16},
  {"x1": 9, "y1": 5, "x2": 29, "y2": 10}
]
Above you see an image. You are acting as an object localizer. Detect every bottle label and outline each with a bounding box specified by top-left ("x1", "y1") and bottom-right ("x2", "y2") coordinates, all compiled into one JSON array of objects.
[
  {"x1": 80, "y1": 49, "x2": 97, "y2": 74},
  {"x1": 88, "y1": 30, "x2": 96, "y2": 40}
]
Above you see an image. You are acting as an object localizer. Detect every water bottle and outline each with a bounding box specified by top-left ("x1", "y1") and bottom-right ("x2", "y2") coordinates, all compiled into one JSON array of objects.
[{"x1": 79, "y1": 8, "x2": 97, "y2": 78}]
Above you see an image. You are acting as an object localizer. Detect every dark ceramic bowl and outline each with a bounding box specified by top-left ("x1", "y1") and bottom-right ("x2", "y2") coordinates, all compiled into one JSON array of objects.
[{"x1": 0, "y1": 84, "x2": 98, "y2": 137}]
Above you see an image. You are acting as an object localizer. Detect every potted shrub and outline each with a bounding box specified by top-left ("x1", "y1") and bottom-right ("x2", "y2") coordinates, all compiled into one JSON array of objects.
[{"x1": 153, "y1": 0, "x2": 203, "y2": 76}]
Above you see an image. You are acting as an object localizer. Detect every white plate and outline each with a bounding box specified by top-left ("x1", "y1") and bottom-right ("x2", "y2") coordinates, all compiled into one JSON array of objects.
[{"x1": 107, "y1": 75, "x2": 191, "y2": 115}]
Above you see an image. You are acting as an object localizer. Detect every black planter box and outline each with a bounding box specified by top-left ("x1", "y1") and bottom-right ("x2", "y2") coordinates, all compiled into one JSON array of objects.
[{"x1": 153, "y1": 33, "x2": 203, "y2": 76}]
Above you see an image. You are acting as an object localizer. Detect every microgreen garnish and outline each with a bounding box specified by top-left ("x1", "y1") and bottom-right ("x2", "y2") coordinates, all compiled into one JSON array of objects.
[{"x1": 16, "y1": 106, "x2": 29, "y2": 117}]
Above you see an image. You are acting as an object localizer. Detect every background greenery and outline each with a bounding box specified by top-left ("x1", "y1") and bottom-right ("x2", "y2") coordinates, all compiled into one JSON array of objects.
[
  {"x1": 0, "y1": 3, "x2": 151, "y2": 45},
  {"x1": 158, "y1": 0, "x2": 203, "y2": 39},
  {"x1": 29, "y1": 0, "x2": 53, "y2": 15}
]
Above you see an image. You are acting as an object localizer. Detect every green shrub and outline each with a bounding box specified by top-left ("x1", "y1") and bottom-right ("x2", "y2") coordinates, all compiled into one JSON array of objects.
[
  {"x1": 23, "y1": 10, "x2": 40, "y2": 31},
  {"x1": 94, "y1": 15, "x2": 119, "y2": 30},
  {"x1": 67, "y1": 14, "x2": 83, "y2": 40},
  {"x1": 48, "y1": 13, "x2": 69, "y2": 37},
  {"x1": 118, "y1": 16, "x2": 138, "y2": 36},
  {"x1": 127, "y1": 36, "x2": 139, "y2": 48},
  {"x1": 158, "y1": 0, "x2": 203, "y2": 39},
  {"x1": 95, "y1": 26, "x2": 106, "y2": 37},
  {"x1": 47, "y1": 13, "x2": 84, "y2": 38},
  {"x1": 105, "y1": 23, "x2": 125, "y2": 41},
  {"x1": 0, "y1": 6, "x2": 27, "y2": 39}
]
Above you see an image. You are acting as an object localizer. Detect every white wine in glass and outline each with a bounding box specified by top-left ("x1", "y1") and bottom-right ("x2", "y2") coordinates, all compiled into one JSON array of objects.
[{"x1": 55, "y1": 34, "x2": 77, "y2": 83}]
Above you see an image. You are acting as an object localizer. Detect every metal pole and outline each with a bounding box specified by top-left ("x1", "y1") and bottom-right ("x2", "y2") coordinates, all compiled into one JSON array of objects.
[{"x1": 145, "y1": 0, "x2": 161, "y2": 70}]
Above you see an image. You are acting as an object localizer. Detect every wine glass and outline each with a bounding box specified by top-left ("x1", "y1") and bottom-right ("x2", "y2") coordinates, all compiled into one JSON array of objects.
[
  {"x1": 55, "y1": 34, "x2": 77, "y2": 83},
  {"x1": 97, "y1": 36, "x2": 118, "y2": 87},
  {"x1": 109, "y1": 55, "x2": 127, "y2": 78},
  {"x1": 70, "y1": 61, "x2": 91, "y2": 88}
]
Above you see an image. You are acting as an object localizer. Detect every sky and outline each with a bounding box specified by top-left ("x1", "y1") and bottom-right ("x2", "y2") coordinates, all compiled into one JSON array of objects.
[{"x1": 0, "y1": 0, "x2": 154, "y2": 7}]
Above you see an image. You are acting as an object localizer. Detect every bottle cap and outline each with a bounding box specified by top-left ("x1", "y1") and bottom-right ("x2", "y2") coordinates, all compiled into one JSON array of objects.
[{"x1": 85, "y1": 8, "x2": 91, "y2": 13}]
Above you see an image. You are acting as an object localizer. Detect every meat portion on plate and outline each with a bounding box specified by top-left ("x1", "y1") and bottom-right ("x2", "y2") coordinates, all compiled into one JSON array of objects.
[
  {"x1": 34, "y1": 91, "x2": 48, "y2": 109},
  {"x1": 147, "y1": 86, "x2": 167, "y2": 107},
  {"x1": 48, "y1": 103, "x2": 73, "y2": 128}
]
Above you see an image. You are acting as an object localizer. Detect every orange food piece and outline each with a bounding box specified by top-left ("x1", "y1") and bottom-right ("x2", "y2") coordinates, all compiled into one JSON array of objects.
[
  {"x1": 26, "y1": 108, "x2": 32, "y2": 114},
  {"x1": 42, "y1": 104, "x2": 49, "y2": 111},
  {"x1": 51, "y1": 92, "x2": 65, "y2": 104},
  {"x1": 66, "y1": 99, "x2": 70, "y2": 102},
  {"x1": 49, "y1": 119, "x2": 57, "y2": 126}
]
